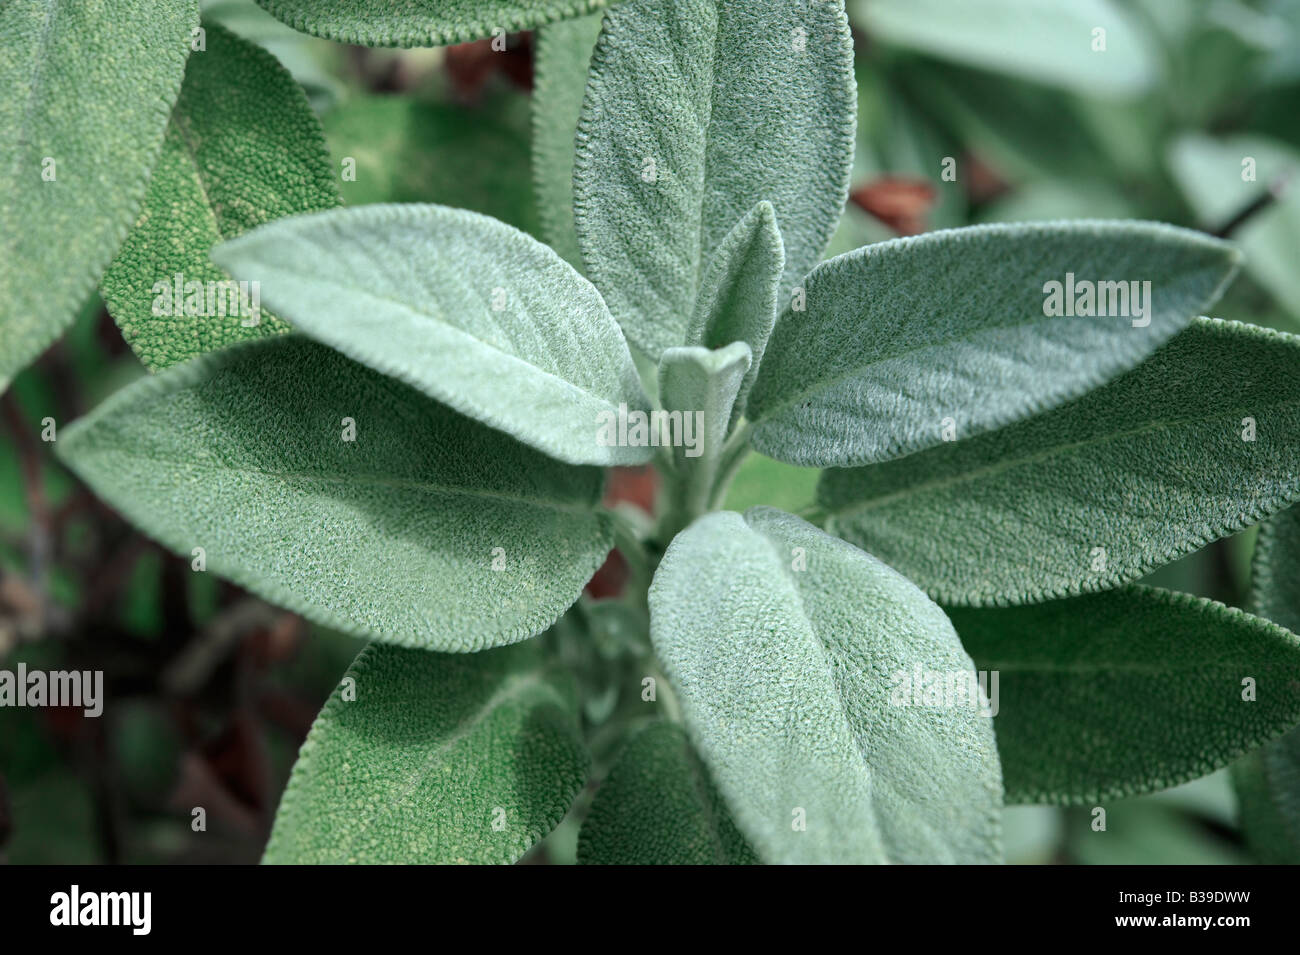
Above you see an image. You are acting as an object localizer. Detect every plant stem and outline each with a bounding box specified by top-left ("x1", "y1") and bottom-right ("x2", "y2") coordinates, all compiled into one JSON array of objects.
[{"x1": 708, "y1": 421, "x2": 753, "y2": 508}]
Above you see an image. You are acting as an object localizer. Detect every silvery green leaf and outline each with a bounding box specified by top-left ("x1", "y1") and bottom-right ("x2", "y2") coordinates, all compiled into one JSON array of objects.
[
  {"x1": 648, "y1": 507, "x2": 1002, "y2": 864},
  {"x1": 1234, "y1": 504, "x2": 1300, "y2": 862},
  {"x1": 212, "y1": 204, "x2": 651, "y2": 466},
  {"x1": 1169, "y1": 133, "x2": 1300, "y2": 318},
  {"x1": 950, "y1": 586, "x2": 1300, "y2": 804},
  {"x1": 532, "y1": 10, "x2": 605, "y2": 268},
  {"x1": 0, "y1": 0, "x2": 197, "y2": 394},
  {"x1": 820, "y1": 319, "x2": 1300, "y2": 606},
  {"x1": 265, "y1": 640, "x2": 588, "y2": 864},
  {"x1": 686, "y1": 202, "x2": 784, "y2": 425},
  {"x1": 747, "y1": 221, "x2": 1240, "y2": 468},
  {"x1": 57, "y1": 336, "x2": 612, "y2": 652},
  {"x1": 658, "y1": 342, "x2": 751, "y2": 470},
  {"x1": 251, "y1": 0, "x2": 606, "y2": 46},
  {"x1": 578, "y1": 721, "x2": 759, "y2": 864},
  {"x1": 854, "y1": 0, "x2": 1158, "y2": 96},
  {"x1": 100, "y1": 23, "x2": 340, "y2": 371},
  {"x1": 573, "y1": 0, "x2": 855, "y2": 356}
]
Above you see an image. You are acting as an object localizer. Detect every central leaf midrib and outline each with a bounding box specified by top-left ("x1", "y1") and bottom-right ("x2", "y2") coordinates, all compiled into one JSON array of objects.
[
  {"x1": 343, "y1": 669, "x2": 565, "y2": 856},
  {"x1": 91, "y1": 446, "x2": 600, "y2": 517},
  {"x1": 756, "y1": 309, "x2": 1164, "y2": 426},
  {"x1": 252, "y1": 255, "x2": 626, "y2": 415}
]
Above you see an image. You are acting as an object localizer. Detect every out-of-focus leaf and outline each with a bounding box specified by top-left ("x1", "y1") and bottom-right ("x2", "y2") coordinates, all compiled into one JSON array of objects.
[
  {"x1": 100, "y1": 24, "x2": 340, "y2": 370},
  {"x1": 0, "y1": 0, "x2": 197, "y2": 394}
]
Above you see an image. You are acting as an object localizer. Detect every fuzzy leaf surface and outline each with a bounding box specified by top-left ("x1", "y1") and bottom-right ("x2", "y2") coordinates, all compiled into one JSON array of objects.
[
  {"x1": 57, "y1": 337, "x2": 611, "y2": 652},
  {"x1": 573, "y1": 0, "x2": 855, "y2": 356},
  {"x1": 101, "y1": 23, "x2": 340, "y2": 370},
  {"x1": 213, "y1": 204, "x2": 650, "y2": 466},
  {"x1": 821, "y1": 319, "x2": 1300, "y2": 606},
  {"x1": 0, "y1": 0, "x2": 196, "y2": 393},
  {"x1": 748, "y1": 221, "x2": 1239, "y2": 468},
  {"x1": 951, "y1": 586, "x2": 1300, "y2": 804},
  {"x1": 648, "y1": 507, "x2": 1002, "y2": 864},
  {"x1": 532, "y1": 10, "x2": 605, "y2": 267},
  {"x1": 252, "y1": 0, "x2": 605, "y2": 46},
  {"x1": 578, "y1": 721, "x2": 758, "y2": 864},
  {"x1": 686, "y1": 201, "x2": 784, "y2": 425},
  {"x1": 265, "y1": 641, "x2": 588, "y2": 864}
]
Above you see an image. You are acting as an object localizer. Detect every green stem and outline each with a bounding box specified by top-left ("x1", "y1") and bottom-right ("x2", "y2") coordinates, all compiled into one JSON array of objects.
[{"x1": 708, "y1": 421, "x2": 753, "y2": 508}]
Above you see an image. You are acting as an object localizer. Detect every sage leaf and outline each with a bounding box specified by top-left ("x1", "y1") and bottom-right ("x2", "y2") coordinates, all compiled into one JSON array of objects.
[
  {"x1": 532, "y1": 10, "x2": 605, "y2": 267},
  {"x1": 747, "y1": 221, "x2": 1240, "y2": 468},
  {"x1": 212, "y1": 204, "x2": 652, "y2": 467},
  {"x1": 578, "y1": 721, "x2": 758, "y2": 864},
  {"x1": 648, "y1": 507, "x2": 1002, "y2": 864},
  {"x1": 1234, "y1": 504, "x2": 1300, "y2": 862},
  {"x1": 686, "y1": 201, "x2": 784, "y2": 426},
  {"x1": 658, "y1": 342, "x2": 751, "y2": 470},
  {"x1": 854, "y1": 0, "x2": 1157, "y2": 97},
  {"x1": 264, "y1": 640, "x2": 588, "y2": 864},
  {"x1": 251, "y1": 0, "x2": 606, "y2": 46},
  {"x1": 573, "y1": 0, "x2": 855, "y2": 356},
  {"x1": 56, "y1": 337, "x2": 612, "y2": 652},
  {"x1": 100, "y1": 23, "x2": 340, "y2": 371},
  {"x1": 821, "y1": 319, "x2": 1300, "y2": 606},
  {"x1": 324, "y1": 94, "x2": 538, "y2": 235},
  {"x1": 0, "y1": 0, "x2": 197, "y2": 394},
  {"x1": 950, "y1": 586, "x2": 1300, "y2": 804}
]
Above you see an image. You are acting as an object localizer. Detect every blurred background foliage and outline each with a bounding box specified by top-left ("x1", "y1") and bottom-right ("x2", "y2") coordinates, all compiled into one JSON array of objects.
[{"x1": 2, "y1": 0, "x2": 1297, "y2": 864}]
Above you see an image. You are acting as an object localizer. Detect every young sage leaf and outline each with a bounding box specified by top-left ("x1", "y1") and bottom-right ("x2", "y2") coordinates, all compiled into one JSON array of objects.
[
  {"x1": 251, "y1": 0, "x2": 606, "y2": 47},
  {"x1": 0, "y1": 0, "x2": 197, "y2": 394},
  {"x1": 212, "y1": 204, "x2": 651, "y2": 467},
  {"x1": 573, "y1": 0, "x2": 855, "y2": 356},
  {"x1": 56, "y1": 337, "x2": 612, "y2": 652},
  {"x1": 686, "y1": 201, "x2": 784, "y2": 426},
  {"x1": 648, "y1": 507, "x2": 1002, "y2": 864},
  {"x1": 748, "y1": 221, "x2": 1240, "y2": 468},
  {"x1": 264, "y1": 640, "x2": 588, "y2": 864},
  {"x1": 821, "y1": 318, "x2": 1300, "y2": 606},
  {"x1": 950, "y1": 586, "x2": 1300, "y2": 804},
  {"x1": 100, "y1": 23, "x2": 340, "y2": 371},
  {"x1": 578, "y1": 721, "x2": 759, "y2": 864}
]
